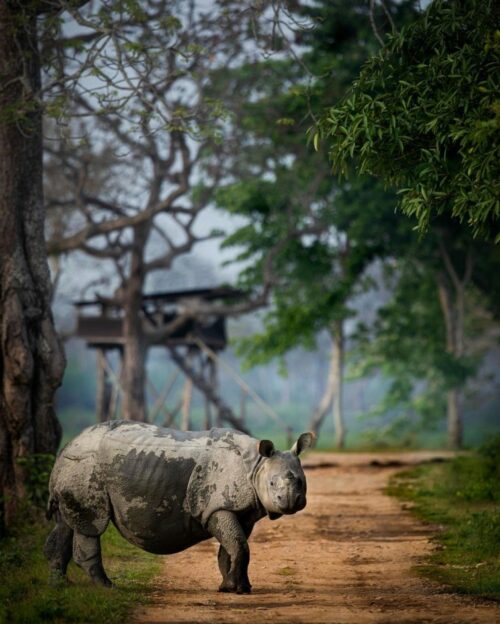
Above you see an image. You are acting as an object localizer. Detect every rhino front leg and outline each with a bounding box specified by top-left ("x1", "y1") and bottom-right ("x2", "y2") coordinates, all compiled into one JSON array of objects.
[
  {"x1": 208, "y1": 510, "x2": 251, "y2": 594},
  {"x1": 217, "y1": 546, "x2": 231, "y2": 588},
  {"x1": 73, "y1": 531, "x2": 112, "y2": 588},
  {"x1": 217, "y1": 519, "x2": 254, "y2": 593}
]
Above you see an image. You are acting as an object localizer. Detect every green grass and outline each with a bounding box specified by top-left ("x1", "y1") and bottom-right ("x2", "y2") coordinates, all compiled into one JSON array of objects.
[
  {"x1": 0, "y1": 519, "x2": 161, "y2": 624},
  {"x1": 387, "y1": 436, "x2": 500, "y2": 600}
]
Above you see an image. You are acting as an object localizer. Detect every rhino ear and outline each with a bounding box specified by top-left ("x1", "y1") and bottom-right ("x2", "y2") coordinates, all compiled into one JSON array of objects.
[
  {"x1": 258, "y1": 439, "x2": 275, "y2": 458},
  {"x1": 291, "y1": 432, "x2": 316, "y2": 456}
]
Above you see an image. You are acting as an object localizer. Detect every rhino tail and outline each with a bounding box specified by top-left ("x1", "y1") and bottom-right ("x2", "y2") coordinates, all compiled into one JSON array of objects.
[{"x1": 46, "y1": 494, "x2": 58, "y2": 521}]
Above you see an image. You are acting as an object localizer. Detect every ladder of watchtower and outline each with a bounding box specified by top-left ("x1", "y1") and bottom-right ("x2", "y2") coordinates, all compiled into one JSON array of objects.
[
  {"x1": 192, "y1": 337, "x2": 293, "y2": 446},
  {"x1": 167, "y1": 346, "x2": 250, "y2": 434}
]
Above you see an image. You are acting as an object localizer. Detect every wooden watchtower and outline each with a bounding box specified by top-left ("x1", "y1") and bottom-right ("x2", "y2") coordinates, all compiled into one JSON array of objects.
[{"x1": 74, "y1": 286, "x2": 249, "y2": 433}]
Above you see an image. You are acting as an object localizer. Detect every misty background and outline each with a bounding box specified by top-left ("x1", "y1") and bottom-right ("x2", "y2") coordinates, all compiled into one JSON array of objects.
[{"x1": 54, "y1": 233, "x2": 500, "y2": 448}]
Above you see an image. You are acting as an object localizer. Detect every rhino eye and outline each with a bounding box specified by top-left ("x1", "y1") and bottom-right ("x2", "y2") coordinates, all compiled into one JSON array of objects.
[
  {"x1": 296, "y1": 478, "x2": 303, "y2": 488},
  {"x1": 270, "y1": 480, "x2": 275, "y2": 486}
]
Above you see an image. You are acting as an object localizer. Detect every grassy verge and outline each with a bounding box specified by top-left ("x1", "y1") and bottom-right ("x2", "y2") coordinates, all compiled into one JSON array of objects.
[
  {"x1": 0, "y1": 519, "x2": 161, "y2": 624},
  {"x1": 387, "y1": 436, "x2": 500, "y2": 600}
]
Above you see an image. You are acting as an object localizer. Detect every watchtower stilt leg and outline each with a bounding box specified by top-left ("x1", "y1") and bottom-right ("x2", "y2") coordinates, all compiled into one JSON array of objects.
[{"x1": 96, "y1": 349, "x2": 112, "y2": 423}]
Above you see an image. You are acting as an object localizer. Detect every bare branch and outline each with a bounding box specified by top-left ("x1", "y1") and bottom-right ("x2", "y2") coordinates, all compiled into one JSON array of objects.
[
  {"x1": 369, "y1": 0, "x2": 385, "y2": 46},
  {"x1": 438, "y1": 238, "x2": 473, "y2": 291},
  {"x1": 379, "y1": 0, "x2": 396, "y2": 34}
]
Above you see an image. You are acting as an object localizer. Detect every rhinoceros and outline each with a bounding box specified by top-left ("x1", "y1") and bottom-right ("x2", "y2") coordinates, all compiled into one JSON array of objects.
[{"x1": 44, "y1": 421, "x2": 314, "y2": 593}]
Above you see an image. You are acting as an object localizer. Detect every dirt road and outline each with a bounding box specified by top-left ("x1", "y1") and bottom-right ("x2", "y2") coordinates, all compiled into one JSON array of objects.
[{"x1": 134, "y1": 452, "x2": 498, "y2": 624}]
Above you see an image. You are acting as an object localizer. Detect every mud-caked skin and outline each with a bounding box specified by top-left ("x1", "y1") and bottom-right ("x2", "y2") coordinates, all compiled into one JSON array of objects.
[{"x1": 44, "y1": 422, "x2": 314, "y2": 592}]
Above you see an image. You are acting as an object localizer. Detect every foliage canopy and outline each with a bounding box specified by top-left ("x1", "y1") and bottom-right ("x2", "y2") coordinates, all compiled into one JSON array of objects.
[
  {"x1": 214, "y1": 0, "x2": 419, "y2": 368},
  {"x1": 320, "y1": 0, "x2": 500, "y2": 239}
]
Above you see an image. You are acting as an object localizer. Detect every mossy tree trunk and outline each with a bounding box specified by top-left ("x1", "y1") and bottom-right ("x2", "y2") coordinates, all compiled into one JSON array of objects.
[{"x1": 0, "y1": 1, "x2": 65, "y2": 531}]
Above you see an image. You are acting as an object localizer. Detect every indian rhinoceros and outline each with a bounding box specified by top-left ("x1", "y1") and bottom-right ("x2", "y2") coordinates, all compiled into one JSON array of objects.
[{"x1": 44, "y1": 421, "x2": 314, "y2": 592}]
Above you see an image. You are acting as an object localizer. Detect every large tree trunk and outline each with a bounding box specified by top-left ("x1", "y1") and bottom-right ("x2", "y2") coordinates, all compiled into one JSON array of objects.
[
  {"x1": 0, "y1": 2, "x2": 65, "y2": 530},
  {"x1": 121, "y1": 225, "x2": 148, "y2": 421},
  {"x1": 436, "y1": 243, "x2": 471, "y2": 449},
  {"x1": 446, "y1": 388, "x2": 462, "y2": 449},
  {"x1": 437, "y1": 275, "x2": 463, "y2": 449},
  {"x1": 309, "y1": 343, "x2": 336, "y2": 436},
  {"x1": 309, "y1": 321, "x2": 346, "y2": 449},
  {"x1": 331, "y1": 322, "x2": 346, "y2": 450},
  {"x1": 122, "y1": 301, "x2": 147, "y2": 421}
]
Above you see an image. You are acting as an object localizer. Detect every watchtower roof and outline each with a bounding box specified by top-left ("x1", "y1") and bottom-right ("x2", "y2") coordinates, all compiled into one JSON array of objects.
[
  {"x1": 74, "y1": 285, "x2": 244, "y2": 308},
  {"x1": 73, "y1": 285, "x2": 245, "y2": 351}
]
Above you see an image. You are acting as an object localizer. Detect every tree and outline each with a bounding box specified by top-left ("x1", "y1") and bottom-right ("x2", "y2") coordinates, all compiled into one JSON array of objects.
[
  {"x1": 317, "y1": 0, "x2": 500, "y2": 447},
  {"x1": 217, "y1": 174, "x2": 414, "y2": 447},
  {"x1": 0, "y1": 0, "x2": 274, "y2": 530},
  {"x1": 43, "y1": 0, "x2": 280, "y2": 422},
  {"x1": 351, "y1": 247, "x2": 475, "y2": 446},
  {"x1": 320, "y1": 0, "x2": 500, "y2": 239},
  {"x1": 211, "y1": 0, "x2": 419, "y2": 447},
  {"x1": 0, "y1": 0, "x2": 71, "y2": 532}
]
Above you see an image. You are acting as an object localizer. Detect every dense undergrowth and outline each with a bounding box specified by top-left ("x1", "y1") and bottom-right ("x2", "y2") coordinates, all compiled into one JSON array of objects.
[
  {"x1": 388, "y1": 436, "x2": 500, "y2": 600},
  {"x1": 0, "y1": 518, "x2": 160, "y2": 624}
]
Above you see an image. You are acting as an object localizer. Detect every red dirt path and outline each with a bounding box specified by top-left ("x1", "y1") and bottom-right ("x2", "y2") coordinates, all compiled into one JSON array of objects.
[{"x1": 134, "y1": 452, "x2": 499, "y2": 624}]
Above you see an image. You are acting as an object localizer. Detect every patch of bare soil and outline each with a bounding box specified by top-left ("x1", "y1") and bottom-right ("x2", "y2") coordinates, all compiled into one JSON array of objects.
[{"x1": 134, "y1": 452, "x2": 499, "y2": 624}]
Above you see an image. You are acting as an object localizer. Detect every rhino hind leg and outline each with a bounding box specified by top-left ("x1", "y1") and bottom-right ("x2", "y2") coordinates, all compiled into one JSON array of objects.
[
  {"x1": 73, "y1": 531, "x2": 112, "y2": 588},
  {"x1": 44, "y1": 514, "x2": 74, "y2": 584}
]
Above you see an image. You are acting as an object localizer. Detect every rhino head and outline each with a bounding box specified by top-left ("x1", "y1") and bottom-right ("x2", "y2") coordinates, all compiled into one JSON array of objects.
[{"x1": 254, "y1": 432, "x2": 315, "y2": 520}]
